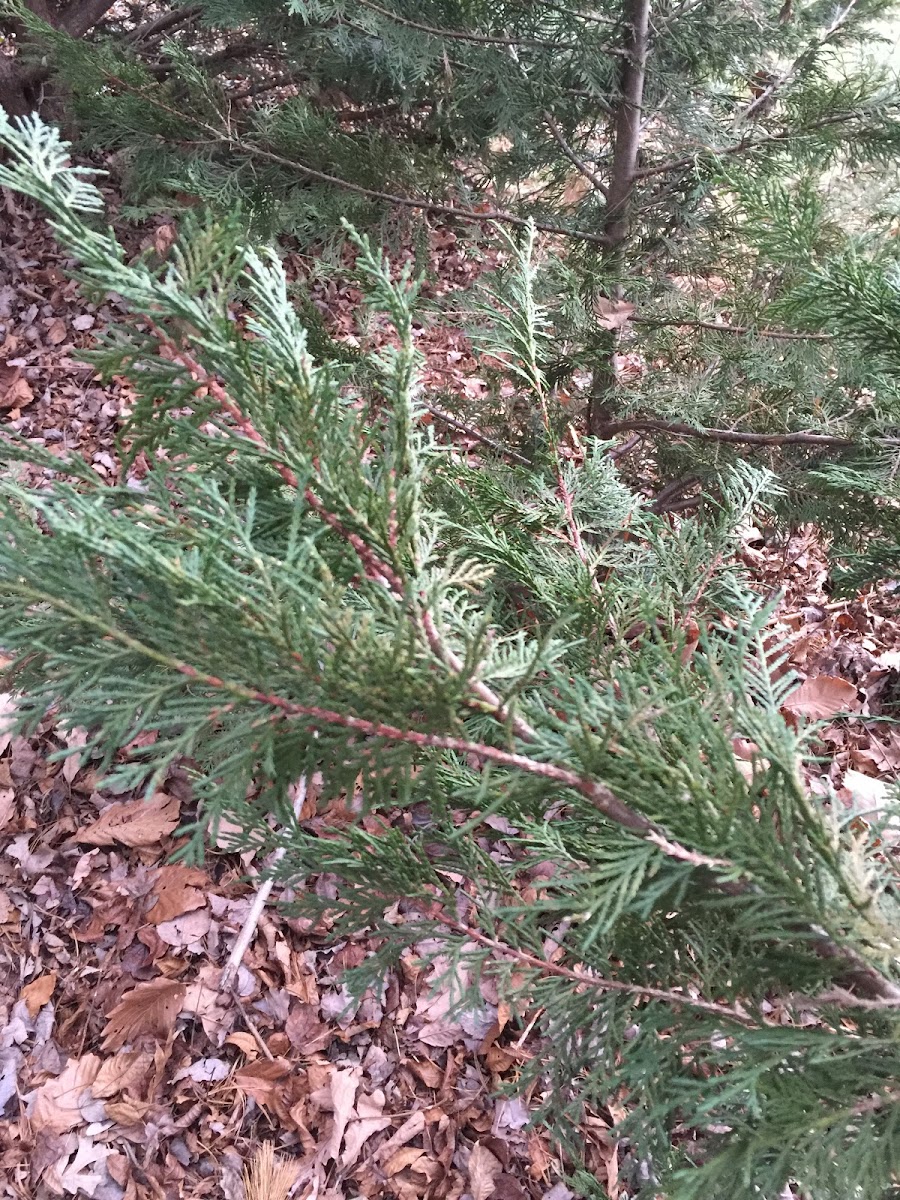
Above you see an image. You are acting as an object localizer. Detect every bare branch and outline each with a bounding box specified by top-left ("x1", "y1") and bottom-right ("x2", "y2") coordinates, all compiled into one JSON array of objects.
[
  {"x1": 634, "y1": 316, "x2": 833, "y2": 341},
  {"x1": 124, "y1": 4, "x2": 203, "y2": 44},
  {"x1": 543, "y1": 111, "x2": 609, "y2": 198},
  {"x1": 604, "y1": 416, "x2": 900, "y2": 450}
]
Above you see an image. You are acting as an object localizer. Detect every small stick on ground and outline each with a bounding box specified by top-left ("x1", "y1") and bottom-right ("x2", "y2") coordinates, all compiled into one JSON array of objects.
[{"x1": 219, "y1": 776, "x2": 307, "y2": 992}]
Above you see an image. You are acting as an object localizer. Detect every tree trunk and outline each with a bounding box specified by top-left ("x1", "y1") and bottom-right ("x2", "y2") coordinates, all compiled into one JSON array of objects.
[
  {"x1": 587, "y1": 0, "x2": 651, "y2": 438},
  {"x1": 0, "y1": 56, "x2": 47, "y2": 117},
  {"x1": 0, "y1": 0, "x2": 118, "y2": 121}
]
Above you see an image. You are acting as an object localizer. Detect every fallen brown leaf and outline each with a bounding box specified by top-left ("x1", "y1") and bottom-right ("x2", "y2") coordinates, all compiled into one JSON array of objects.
[
  {"x1": 783, "y1": 674, "x2": 858, "y2": 720},
  {"x1": 92, "y1": 1051, "x2": 155, "y2": 1100},
  {"x1": 0, "y1": 363, "x2": 33, "y2": 409},
  {"x1": 384, "y1": 1146, "x2": 430, "y2": 1177},
  {"x1": 469, "y1": 1142, "x2": 502, "y2": 1200},
  {"x1": 20, "y1": 971, "x2": 57, "y2": 1016},
  {"x1": 341, "y1": 1089, "x2": 393, "y2": 1167},
  {"x1": 76, "y1": 791, "x2": 181, "y2": 848},
  {"x1": 285, "y1": 1002, "x2": 332, "y2": 1054},
  {"x1": 144, "y1": 864, "x2": 208, "y2": 923},
  {"x1": 101, "y1": 978, "x2": 186, "y2": 1050},
  {"x1": 30, "y1": 1053, "x2": 101, "y2": 1135},
  {"x1": 234, "y1": 1058, "x2": 293, "y2": 1109},
  {"x1": 46, "y1": 317, "x2": 68, "y2": 344},
  {"x1": 324, "y1": 1066, "x2": 360, "y2": 1163}
]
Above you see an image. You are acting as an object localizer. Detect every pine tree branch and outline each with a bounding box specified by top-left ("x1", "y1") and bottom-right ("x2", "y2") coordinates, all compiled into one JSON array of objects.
[
  {"x1": 1, "y1": 575, "x2": 690, "y2": 845},
  {"x1": 103, "y1": 73, "x2": 614, "y2": 247},
  {"x1": 432, "y1": 912, "x2": 760, "y2": 1025},
  {"x1": 13, "y1": 568, "x2": 900, "y2": 1001},
  {"x1": 604, "y1": 417, "x2": 900, "y2": 450}
]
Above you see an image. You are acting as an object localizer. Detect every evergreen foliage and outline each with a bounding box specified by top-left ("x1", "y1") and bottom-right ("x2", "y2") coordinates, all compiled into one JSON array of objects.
[
  {"x1": 3, "y1": 111, "x2": 900, "y2": 1198},
  {"x1": 5, "y1": 2, "x2": 900, "y2": 555}
]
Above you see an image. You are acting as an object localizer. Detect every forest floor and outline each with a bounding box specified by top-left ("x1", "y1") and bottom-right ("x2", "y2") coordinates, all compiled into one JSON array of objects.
[{"x1": 2, "y1": 195, "x2": 900, "y2": 1200}]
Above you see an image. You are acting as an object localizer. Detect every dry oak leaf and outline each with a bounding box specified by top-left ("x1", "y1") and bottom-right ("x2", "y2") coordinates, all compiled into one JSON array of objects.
[
  {"x1": 782, "y1": 674, "x2": 858, "y2": 721},
  {"x1": 101, "y1": 978, "x2": 186, "y2": 1050},
  {"x1": 21, "y1": 971, "x2": 57, "y2": 1017},
  {"x1": 145, "y1": 864, "x2": 208, "y2": 924},
  {"x1": 30, "y1": 1053, "x2": 102, "y2": 1135},
  {"x1": 468, "y1": 1142, "x2": 502, "y2": 1200},
  {"x1": 77, "y1": 792, "x2": 180, "y2": 848}
]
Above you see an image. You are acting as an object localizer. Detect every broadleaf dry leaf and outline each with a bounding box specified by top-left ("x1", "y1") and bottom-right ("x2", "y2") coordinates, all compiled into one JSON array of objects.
[
  {"x1": 783, "y1": 674, "x2": 858, "y2": 720},
  {"x1": 77, "y1": 791, "x2": 181, "y2": 847},
  {"x1": 101, "y1": 978, "x2": 186, "y2": 1050},
  {"x1": 469, "y1": 1142, "x2": 502, "y2": 1200},
  {"x1": 29, "y1": 1053, "x2": 101, "y2": 1134}
]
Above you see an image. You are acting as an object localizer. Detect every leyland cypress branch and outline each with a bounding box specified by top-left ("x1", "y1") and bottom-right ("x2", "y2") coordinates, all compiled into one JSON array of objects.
[
  {"x1": 102, "y1": 74, "x2": 614, "y2": 247},
  {"x1": 117, "y1": 336, "x2": 900, "y2": 1003},
  {"x1": 353, "y1": 0, "x2": 589, "y2": 51},
  {"x1": 431, "y1": 911, "x2": 761, "y2": 1025}
]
